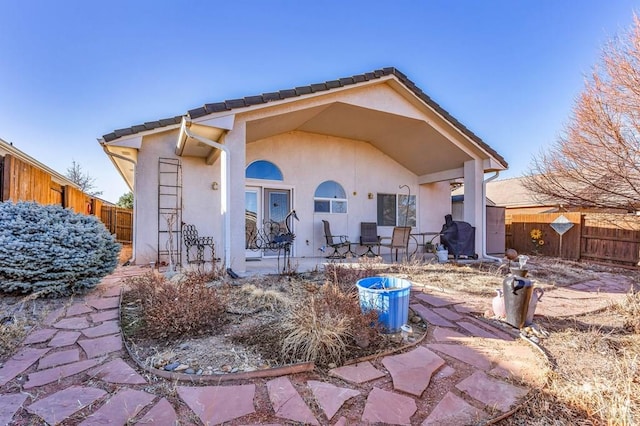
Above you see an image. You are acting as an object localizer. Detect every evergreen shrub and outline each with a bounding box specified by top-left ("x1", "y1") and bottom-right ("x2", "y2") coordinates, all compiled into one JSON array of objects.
[{"x1": 0, "y1": 201, "x2": 120, "y2": 297}]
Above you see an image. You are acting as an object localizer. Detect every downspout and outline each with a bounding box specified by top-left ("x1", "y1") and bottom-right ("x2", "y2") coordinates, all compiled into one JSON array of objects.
[
  {"x1": 100, "y1": 146, "x2": 138, "y2": 264},
  {"x1": 178, "y1": 119, "x2": 232, "y2": 268},
  {"x1": 482, "y1": 171, "x2": 502, "y2": 263}
]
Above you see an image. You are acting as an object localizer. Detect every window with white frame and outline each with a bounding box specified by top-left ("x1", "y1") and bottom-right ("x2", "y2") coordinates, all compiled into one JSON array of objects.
[
  {"x1": 376, "y1": 193, "x2": 416, "y2": 226},
  {"x1": 314, "y1": 180, "x2": 347, "y2": 213}
]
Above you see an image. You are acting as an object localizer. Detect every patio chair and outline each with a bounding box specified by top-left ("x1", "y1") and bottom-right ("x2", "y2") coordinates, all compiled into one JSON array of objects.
[
  {"x1": 380, "y1": 226, "x2": 412, "y2": 262},
  {"x1": 359, "y1": 222, "x2": 381, "y2": 257},
  {"x1": 182, "y1": 223, "x2": 216, "y2": 264},
  {"x1": 322, "y1": 220, "x2": 352, "y2": 258}
]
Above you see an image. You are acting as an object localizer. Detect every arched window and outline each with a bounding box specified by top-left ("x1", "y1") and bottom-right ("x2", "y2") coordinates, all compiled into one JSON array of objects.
[
  {"x1": 314, "y1": 180, "x2": 347, "y2": 213},
  {"x1": 245, "y1": 160, "x2": 283, "y2": 180}
]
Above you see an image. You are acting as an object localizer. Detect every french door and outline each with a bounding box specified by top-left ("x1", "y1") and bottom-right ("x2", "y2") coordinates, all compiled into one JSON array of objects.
[{"x1": 245, "y1": 187, "x2": 292, "y2": 258}]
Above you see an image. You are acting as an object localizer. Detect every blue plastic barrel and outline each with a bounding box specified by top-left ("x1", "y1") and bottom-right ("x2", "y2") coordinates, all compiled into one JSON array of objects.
[{"x1": 356, "y1": 277, "x2": 412, "y2": 333}]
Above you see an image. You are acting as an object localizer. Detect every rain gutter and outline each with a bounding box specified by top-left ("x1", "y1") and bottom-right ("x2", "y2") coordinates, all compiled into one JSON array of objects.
[{"x1": 177, "y1": 119, "x2": 231, "y2": 268}]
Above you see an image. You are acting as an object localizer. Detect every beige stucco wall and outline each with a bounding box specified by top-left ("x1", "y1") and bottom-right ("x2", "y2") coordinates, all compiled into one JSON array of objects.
[{"x1": 132, "y1": 128, "x2": 454, "y2": 269}]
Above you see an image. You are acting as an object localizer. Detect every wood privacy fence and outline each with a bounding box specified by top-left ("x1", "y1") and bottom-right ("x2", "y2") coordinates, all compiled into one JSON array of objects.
[
  {"x1": 1, "y1": 153, "x2": 132, "y2": 243},
  {"x1": 99, "y1": 205, "x2": 133, "y2": 243},
  {"x1": 506, "y1": 212, "x2": 640, "y2": 269}
]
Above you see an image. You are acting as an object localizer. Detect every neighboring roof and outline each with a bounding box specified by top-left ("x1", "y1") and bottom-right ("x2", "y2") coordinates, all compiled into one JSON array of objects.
[
  {"x1": 452, "y1": 176, "x2": 557, "y2": 208},
  {"x1": 0, "y1": 137, "x2": 79, "y2": 188},
  {"x1": 102, "y1": 67, "x2": 507, "y2": 168}
]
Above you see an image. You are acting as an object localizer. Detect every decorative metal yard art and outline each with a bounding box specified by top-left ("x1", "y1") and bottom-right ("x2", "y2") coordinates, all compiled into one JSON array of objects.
[
  {"x1": 252, "y1": 210, "x2": 299, "y2": 273},
  {"x1": 550, "y1": 215, "x2": 575, "y2": 256}
]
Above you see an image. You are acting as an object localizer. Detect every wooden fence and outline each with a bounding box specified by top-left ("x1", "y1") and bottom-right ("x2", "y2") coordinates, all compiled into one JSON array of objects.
[
  {"x1": 1, "y1": 153, "x2": 133, "y2": 243},
  {"x1": 507, "y1": 212, "x2": 640, "y2": 269},
  {"x1": 100, "y1": 205, "x2": 133, "y2": 243}
]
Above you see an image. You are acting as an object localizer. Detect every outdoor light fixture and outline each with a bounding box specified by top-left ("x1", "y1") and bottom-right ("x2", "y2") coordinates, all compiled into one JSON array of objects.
[
  {"x1": 368, "y1": 192, "x2": 374, "y2": 199},
  {"x1": 211, "y1": 182, "x2": 219, "y2": 190}
]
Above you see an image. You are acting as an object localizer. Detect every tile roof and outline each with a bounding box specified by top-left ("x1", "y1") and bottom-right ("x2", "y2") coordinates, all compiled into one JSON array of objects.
[{"x1": 101, "y1": 67, "x2": 507, "y2": 168}]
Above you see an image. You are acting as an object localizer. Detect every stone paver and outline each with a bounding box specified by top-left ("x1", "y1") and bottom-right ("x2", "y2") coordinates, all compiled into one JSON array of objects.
[
  {"x1": 49, "y1": 330, "x2": 81, "y2": 347},
  {"x1": 361, "y1": 387, "x2": 416, "y2": 425},
  {"x1": 308, "y1": 380, "x2": 360, "y2": 421},
  {"x1": 329, "y1": 361, "x2": 386, "y2": 384},
  {"x1": 79, "y1": 388, "x2": 154, "y2": 426},
  {"x1": 432, "y1": 326, "x2": 467, "y2": 342},
  {"x1": 78, "y1": 334, "x2": 122, "y2": 358},
  {"x1": 65, "y1": 304, "x2": 93, "y2": 317},
  {"x1": 432, "y1": 306, "x2": 464, "y2": 321},
  {"x1": 81, "y1": 320, "x2": 120, "y2": 338},
  {"x1": 177, "y1": 384, "x2": 255, "y2": 425},
  {"x1": 38, "y1": 348, "x2": 80, "y2": 370},
  {"x1": 89, "y1": 358, "x2": 147, "y2": 384},
  {"x1": 23, "y1": 328, "x2": 57, "y2": 345},
  {"x1": 422, "y1": 391, "x2": 487, "y2": 425},
  {"x1": 53, "y1": 317, "x2": 90, "y2": 330},
  {"x1": 86, "y1": 296, "x2": 120, "y2": 310},
  {"x1": 414, "y1": 293, "x2": 455, "y2": 307},
  {"x1": 0, "y1": 347, "x2": 50, "y2": 386},
  {"x1": 382, "y1": 346, "x2": 445, "y2": 396},
  {"x1": 0, "y1": 393, "x2": 28, "y2": 426},
  {"x1": 456, "y1": 371, "x2": 529, "y2": 412},
  {"x1": 427, "y1": 343, "x2": 492, "y2": 370},
  {"x1": 24, "y1": 358, "x2": 102, "y2": 389},
  {"x1": 136, "y1": 397, "x2": 177, "y2": 425},
  {"x1": 1, "y1": 266, "x2": 622, "y2": 425},
  {"x1": 26, "y1": 386, "x2": 106, "y2": 425},
  {"x1": 465, "y1": 316, "x2": 514, "y2": 340},
  {"x1": 457, "y1": 320, "x2": 509, "y2": 340},
  {"x1": 90, "y1": 309, "x2": 119, "y2": 323},
  {"x1": 267, "y1": 377, "x2": 319, "y2": 425},
  {"x1": 410, "y1": 303, "x2": 456, "y2": 327}
]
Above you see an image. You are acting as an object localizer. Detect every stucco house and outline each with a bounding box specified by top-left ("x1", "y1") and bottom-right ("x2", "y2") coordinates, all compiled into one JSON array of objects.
[{"x1": 99, "y1": 67, "x2": 508, "y2": 273}]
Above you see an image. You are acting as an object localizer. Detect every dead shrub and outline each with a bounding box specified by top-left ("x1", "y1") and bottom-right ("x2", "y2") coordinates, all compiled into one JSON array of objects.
[
  {"x1": 124, "y1": 272, "x2": 227, "y2": 340},
  {"x1": 618, "y1": 288, "x2": 640, "y2": 334},
  {"x1": 0, "y1": 318, "x2": 28, "y2": 359},
  {"x1": 324, "y1": 258, "x2": 384, "y2": 292},
  {"x1": 280, "y1": 282, "x2": 379, "y2": 367}
]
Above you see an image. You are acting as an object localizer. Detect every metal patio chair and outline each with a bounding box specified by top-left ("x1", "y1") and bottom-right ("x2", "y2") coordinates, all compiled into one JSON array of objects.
[
  {"x1": 359, "y1": 222, "x2": 381, "y2": 257},
  {"x1": 380, "y1": 226, "x2": 412, "y2": 262},
  {"x1": 322, "y1": 220, "x2": 352, "y2": 258}
]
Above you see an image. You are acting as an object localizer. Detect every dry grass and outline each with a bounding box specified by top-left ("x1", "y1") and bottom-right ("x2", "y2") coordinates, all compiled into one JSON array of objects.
[{"x1": 280, "y1": 282, "x2": 380, "y2": 367}]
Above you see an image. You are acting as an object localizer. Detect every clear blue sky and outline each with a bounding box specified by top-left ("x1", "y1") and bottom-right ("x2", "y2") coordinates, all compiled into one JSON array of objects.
[{"x1": 1, "y1": 1, "x2": 638, "y2": 203}]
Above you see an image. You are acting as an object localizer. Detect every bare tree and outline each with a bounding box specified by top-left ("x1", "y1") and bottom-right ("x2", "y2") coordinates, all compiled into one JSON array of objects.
[
  {"x1": 523, "y1": 16, "x2": 640, "y2": 212},
  {"x1": 65, "y1": 160, "x2": 103, "y2": 197}
]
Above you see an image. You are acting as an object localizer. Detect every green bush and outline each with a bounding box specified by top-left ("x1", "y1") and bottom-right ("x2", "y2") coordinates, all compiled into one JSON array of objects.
[{"x1": 0, "y1": 201, "x2": 120, "y2": 297}]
